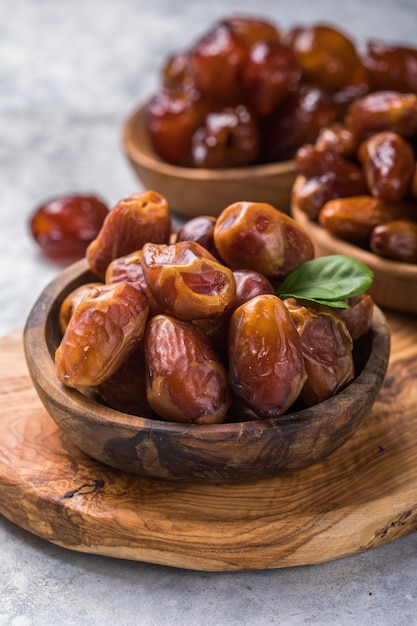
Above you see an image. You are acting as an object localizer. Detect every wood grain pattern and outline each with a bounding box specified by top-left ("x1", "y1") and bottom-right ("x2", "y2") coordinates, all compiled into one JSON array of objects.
[
  {"x1": 122, "y1": 104, "x2": 297, "y2": 218},
  {"x1": 1, "y1": 315, "x2": 417, "y2": 571}
]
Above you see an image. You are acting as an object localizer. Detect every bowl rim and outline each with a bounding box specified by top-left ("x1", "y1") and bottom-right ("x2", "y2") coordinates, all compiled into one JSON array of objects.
[
  {"x1": 23, "y1": 258, "x2": 391, "y2": 439},
  {"x1": 122, "y1": 102, "x2": 296, "y2": 182}
]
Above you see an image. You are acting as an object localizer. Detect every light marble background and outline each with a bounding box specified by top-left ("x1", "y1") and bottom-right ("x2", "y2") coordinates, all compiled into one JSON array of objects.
[{"x1": 1, "y1": 1, "x2": 417, "y2": 624}]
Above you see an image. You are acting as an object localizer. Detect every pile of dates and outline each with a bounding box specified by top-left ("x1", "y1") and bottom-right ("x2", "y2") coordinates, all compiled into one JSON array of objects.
[
  {"x1": 146, "y1": 15, "x2": 417, "y2": 167},
  {"x1": 293, "y1": 90, "x2": 417, "y2": 264},
  {"x1": 55, "y1": 191, "x2": 374, "y2": 425}
]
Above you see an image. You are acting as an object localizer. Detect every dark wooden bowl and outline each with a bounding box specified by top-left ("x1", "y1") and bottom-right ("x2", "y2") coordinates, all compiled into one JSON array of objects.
[
  {"x1": 292, "y1": 176, "x2": 417, "y2": 315},
  {"x1": 122, "y1": 103, "x2": 297, "y2": 218},
  {"x1": 23, "y1": 259, "x2": 390, "y2": 483}
]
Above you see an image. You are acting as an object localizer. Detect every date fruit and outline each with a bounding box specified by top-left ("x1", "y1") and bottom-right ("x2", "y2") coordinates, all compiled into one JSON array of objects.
[
  {"x1": 213, "y1": 201, "x2": 314, "y2": 279},
  {"x1": 289, "y1": 23, "x2": 366, "y2": 93},
  {"x1": 336, "y1": 294, "x2": 374, "y2": 342},
  {"x1": 228, "y1": 294, "x2": 306, "y2": 417},
  {"x1": 141, "y1": 241, "x2": 236, "y2": 320},
  {"x1": 261, "y1": 85, "x2": 338, "y2": 162},
  {"x1": 242, "y1": 41, "x2": 300, "y2": 116},
  {"x1": 97, "y1": 344, "x2": 154, "y2": 417},
  {"x1": 363, "y1": 41, "x2": 417, "y2": 93},
  {"x1": 147, "y1": 87, "x2": 209, "y2": 166},
  {"x1": 55, "y1": 282, "x2": 149, "y2": 388},
  {"x1": 284, "y1": 298, "x2": 354, "y2": 406},
  {"x1": 370, "y1": 220, "x2": 417, "y2": 263},
  {"x1": 190, "y1": 105, "x2": 260, "y2": 168},
  {"x1": 345, "y1": 91, "x2": 417, "y2": 140},
  {"x1": 314, "y1": 124, "x2": 357, "y2": 157},
  {"x1": 105, "y1": 250, "x2": 162, "y2": 316},
  {"x1": 295, "y1": 143, "x2": 365, "y2": 181},
  {"x1": 145, "y1": 314, "x2": 231, "y2": 424},
  {"x1": 175, "y1": 215, "x2": 218, "y2": 258},
  {"x1": 233, "y1": 269, "x2": 275, "y2": 308},
  {"x1": 58, "y1": 281, "x2": 103, "y2": 334},
  {"x1": 292, "y1": 172, "x2": 368, "y2": 220},
  {"x1": 192, "y1": 268, "x2": 275, "y2": 355},
  {"x1": 30, "y1": 194, "x2": 109, "y2": 265},
  {"x1": 86, "y1": 190, "x2": 171, "y2": 280},
  {"x1": 319, "y1": 196, "x2": 416, "y2": 245},
  {"x1": 188, "y1": 22, "x2": 246, "y2": 102},
  {"x1": 358, "y1": 132, "x2": 415, "y2": 202}
]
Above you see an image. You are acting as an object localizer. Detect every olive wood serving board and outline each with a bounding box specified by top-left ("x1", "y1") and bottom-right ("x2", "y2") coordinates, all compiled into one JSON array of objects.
[{"x1": 0, "y1": 315, "x2": 417, "y2": 572}]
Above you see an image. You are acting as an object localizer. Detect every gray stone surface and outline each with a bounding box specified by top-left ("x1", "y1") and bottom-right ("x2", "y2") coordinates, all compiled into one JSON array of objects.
[{"x1": 1, "y1": 1, "x2": 417, "y2": 624}]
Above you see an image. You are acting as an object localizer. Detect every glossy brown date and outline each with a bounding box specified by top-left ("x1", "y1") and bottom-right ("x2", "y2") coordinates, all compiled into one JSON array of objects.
[
  {"x1": 288, "y1": 23, "x2": 367, "y2": 93},
  {"x1": 363, "y1": 41, "x2": 417, "y2": 93},
  {"x1": 29, "y1": 194, "x2": 109, "y2": 265},
  {"x1": 232, "y1": 269, "x2": 275, "y2": 308},
  {"x1": 359, "y1": 132, "x2": 415, "y2": 202},
  {"x1": 295, "y1": 143, "x2": 365, "y2": 180},
  {"x1": 314, "y1": 123, "x2": 357, "y2": 157},
  {"x1": 213, "y1": 201, "x2": 314, "y2": 279},
  {"x1": 192, "y1": 268, "x2": 275, "y2": 354},
  {"x1": 284, "y1": 298, "x2": 354, "y2": 406},
  {"x1": 345, "y1": 91, "x2": 417, "y2": 141},
  {"x1": 175, "y1": 215, "x2": 218, "y2": 258},
  {"x1": 336, "y1": 294, "x2": 374, "y2": 342},
  {"x1": 188, "y1": 22, "x2": 246, "y2": 103},
  {"x1": 261, "y1": 85, "x2": 338, "y2": 162},
  {"x1": 58, "y1": 281, "x2": 104, "y2": 334},
  {"x1": 241, "y1": 41, "x2": 300, "y2": 116},
  {"x1": 319, "y1": 195, "x2": 416, "y2": 245},
  {"x1": 141, "y1": 241, "x2": 236, "y2": 321},
  {"x1": 162, "y1": 51, "x2": 194, "y2": 90},
  {"x1": 97, "y1": 344, "x2": 154, "y2": 417},
  {"x1": 145, "y1": 314, "x2": 231, "y2": 424},
  {"x1": 228, "y1": 294, "x2": 306, "y2": 418},
  {"x1": 370, "y1": 220, "x2": 417, "y2": 263},
  {"x1": 147, "y1": 87, "x2": 209, "y2": 166},
  {"x1": 105, "y1": 250, "x2": 162, "y2": 316},
  {"x1": 86, "y1": 191, "x2": 171, "y2": 280},
  {"x1": 190, "y1": 105, "x2": 260, "y2": 168},
  {"x1": 292, "y1": 172, "x2": 368, "y2": 220},
  {"x1": 55, "y1": 282, "x2": 149, "y2": 388}
]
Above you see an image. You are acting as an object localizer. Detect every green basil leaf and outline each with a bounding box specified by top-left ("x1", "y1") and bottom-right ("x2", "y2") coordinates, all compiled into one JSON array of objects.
[
  {"x1": 293, "y1": 297, "x2": 351, "y2": 309},
  {"x1": 275, "y1": 255, "x2": 374, "y2": 307}
]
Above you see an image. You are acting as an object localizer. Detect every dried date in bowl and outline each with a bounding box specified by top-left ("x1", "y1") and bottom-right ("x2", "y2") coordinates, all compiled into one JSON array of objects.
[
  {"x1": 23, "y1": 258, "x2": 390, "y2": 483},
  {"x1": 292, "y1": 176, "x2": 417, "y2": 315}
]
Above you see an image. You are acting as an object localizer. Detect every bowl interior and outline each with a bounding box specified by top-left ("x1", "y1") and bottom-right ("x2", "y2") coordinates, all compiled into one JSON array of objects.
[
  {"x1": 23, "y1": 259, "x2": 391, "y2": 483},
  {"x1": 122, "y1": 103, "x2": 297, "y2": 218}
]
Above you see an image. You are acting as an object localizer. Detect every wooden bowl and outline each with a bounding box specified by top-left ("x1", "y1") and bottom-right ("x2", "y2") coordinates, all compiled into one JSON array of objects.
[
  {"x1": 23, "y1": 259, "x2": 390, "y2": 483},
  {"x1": 291, "y1": 176, "x2": 417, "y2": 315},
  {"x1": 122, "y1": 103, "x2": 297, "y2": 218}
]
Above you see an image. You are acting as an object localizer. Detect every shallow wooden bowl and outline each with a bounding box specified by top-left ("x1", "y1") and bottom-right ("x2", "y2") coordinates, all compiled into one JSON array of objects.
[
  {"x1": 23, "y1": 259, "x2": 390, "y2": 483},
  {"x1": 122, "y1": 103, "x2": 297, "y2": 218},
  {"x1": 291, "y1": 176, "x2": 417, "y2": 315}
]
